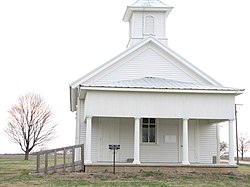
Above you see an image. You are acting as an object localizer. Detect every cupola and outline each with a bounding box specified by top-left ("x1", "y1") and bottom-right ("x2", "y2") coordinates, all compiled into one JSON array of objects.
[{"x1": 123, "y1": 0, "x2": 173, "y2": 47}]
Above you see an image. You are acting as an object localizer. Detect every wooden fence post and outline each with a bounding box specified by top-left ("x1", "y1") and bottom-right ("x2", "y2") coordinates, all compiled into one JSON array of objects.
[
  {"x1": 63, "y1": 148, "x2": 66, "y2": 172},
  {"x1": 54, "y1": 150, "x2": 57, "y2": 173},
  {"x1": 36, "y1": 153, "x2": 40, "y2": 173},
  {"x1": 81, "y1": 144, "x2": 85, "y2": 172},
  {"x1": 45, "y1": 152, "x2": 48, "y2": 174}
]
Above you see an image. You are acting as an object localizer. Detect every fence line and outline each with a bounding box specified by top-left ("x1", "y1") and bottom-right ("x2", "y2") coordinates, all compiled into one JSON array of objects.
[{"x1": 34, "y1": 144, "x2": 84, "y2": 174}]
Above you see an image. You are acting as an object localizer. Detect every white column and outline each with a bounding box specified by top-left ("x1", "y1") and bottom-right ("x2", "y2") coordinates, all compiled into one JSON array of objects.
[
  {"x1": 182, "y1": 118, "x2": 190, "y2": 164},
  {"x1": 133, "y1": 117, "x2": 141, "y2": 164},
  {"x1": 85, "y1": 116, "x2": 92, "y2": 164},
  {"x1": 229, "y1": 119, "x2": 236, "y2": 165}
]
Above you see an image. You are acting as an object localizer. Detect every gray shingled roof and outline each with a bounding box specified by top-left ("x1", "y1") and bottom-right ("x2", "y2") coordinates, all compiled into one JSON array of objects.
[
  {"x1": 131, "y1": 0, "x2": 169, "y2": 7},
  {"x1": 81, "y1": 77, "x2": 242, "y2": 92}
]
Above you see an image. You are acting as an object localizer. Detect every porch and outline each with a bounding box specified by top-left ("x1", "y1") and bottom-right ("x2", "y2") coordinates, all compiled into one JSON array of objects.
[{"x1": 82, "y1": 117, "x2": 236, "y2": 166}]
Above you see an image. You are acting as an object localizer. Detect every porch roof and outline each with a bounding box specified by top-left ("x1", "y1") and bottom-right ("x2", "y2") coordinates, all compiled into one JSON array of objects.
[{"x1": 80, "y1": 77, "x2": 244, "y2": 93}]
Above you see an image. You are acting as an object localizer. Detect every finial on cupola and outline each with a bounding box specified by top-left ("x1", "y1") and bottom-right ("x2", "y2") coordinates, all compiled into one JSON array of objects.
[{"x1": 123, "y1": 0, "x2": 173, "y2": 47}]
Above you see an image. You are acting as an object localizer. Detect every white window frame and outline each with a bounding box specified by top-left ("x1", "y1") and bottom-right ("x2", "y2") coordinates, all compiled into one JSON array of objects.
[
  {"x1": 141, "y1": 118, "x2": 158, "y2": 144},
  {"x1": 144, "y1": 15, "x2": 155, "y2": 36}
]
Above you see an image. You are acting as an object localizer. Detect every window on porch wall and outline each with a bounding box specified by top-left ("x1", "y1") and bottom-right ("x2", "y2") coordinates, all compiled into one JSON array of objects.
[{"x1": 142, "y1": 118, "x2": 156, "y2": 143}]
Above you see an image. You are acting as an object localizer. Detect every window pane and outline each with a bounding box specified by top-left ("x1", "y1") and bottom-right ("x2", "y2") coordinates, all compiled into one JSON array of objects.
[
  {"x1": 142, "y1": 125, "x2": 148, "y2": 142},
  {"x1": 150, "y1": 118, "x2": 155, "y2": 124},
  {"x1": 143, "y1": 118, "x2": 148, "y2": 123},
  {"x1": 149, "y1": 125, "x2": 155, "y2": 142}
]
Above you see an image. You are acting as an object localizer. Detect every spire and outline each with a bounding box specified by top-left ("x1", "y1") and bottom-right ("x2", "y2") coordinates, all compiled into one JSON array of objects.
[{"x1": 123, "y1": 0, "x2": 173, "y2": 47}]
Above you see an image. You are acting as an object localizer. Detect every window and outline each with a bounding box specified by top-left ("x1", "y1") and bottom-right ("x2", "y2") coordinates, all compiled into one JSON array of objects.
[
  {"x1": 142, "y1": 118, "x2": 156, "y2": 143},
  {"x1": 144, "y1": 15, "x2": 154, "y2": 35}
]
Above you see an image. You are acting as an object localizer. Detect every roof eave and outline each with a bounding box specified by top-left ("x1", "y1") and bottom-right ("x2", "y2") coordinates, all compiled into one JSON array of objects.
[
  {"x1": 70, "y1": 36, "x2": 231, "y2": 91},
  {"x1": 80, "y1": 86, "x2": 244, "y2": 95},
  {"x1": 123, "y1": 6, "x2": 173, "y2": 22},
  {"x1": 69, "y1": 37, "x2": 155, "y2": 89}
]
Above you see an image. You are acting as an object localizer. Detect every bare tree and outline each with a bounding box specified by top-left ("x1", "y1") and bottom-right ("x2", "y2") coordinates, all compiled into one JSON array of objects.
[
  {"x1": 220, "y1": 141, "x2": 228, "y2": 157},
  {"x1": 238, "y1": 133, "x2": 250, "y2": 160},
  {"x1": 5, "y1": 93, "x2": 57, "y2": 160}
]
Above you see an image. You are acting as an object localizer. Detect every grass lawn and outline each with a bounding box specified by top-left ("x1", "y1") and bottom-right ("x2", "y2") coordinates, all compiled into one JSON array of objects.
[{"x1": 0, "y1": 154, "x2": 250, "y2": 186}]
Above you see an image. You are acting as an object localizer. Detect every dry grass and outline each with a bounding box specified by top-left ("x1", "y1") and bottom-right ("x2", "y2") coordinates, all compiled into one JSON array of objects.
[{"x1": 0, "y1": 154, "x2": 250, "y2": 186}]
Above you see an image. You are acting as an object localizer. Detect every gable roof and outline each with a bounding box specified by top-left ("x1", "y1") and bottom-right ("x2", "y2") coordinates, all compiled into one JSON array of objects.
[
  {"x1": 70, "y1": 36, "x2": 221, "y2": 89},
  {"x1": 69, "y1": 36, "x2": 239, "y2": 111}
]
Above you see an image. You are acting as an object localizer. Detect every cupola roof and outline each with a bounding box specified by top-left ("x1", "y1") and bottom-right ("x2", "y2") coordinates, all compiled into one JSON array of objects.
[
  {"x1": 123, "y1": 0, "x2": 173, "y2": 22},
  {"x1": 131, "y1": 0, "x2": 170, "y2": 8}
]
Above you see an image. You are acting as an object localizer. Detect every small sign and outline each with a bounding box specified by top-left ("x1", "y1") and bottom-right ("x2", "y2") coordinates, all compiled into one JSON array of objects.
[
  {"x1": 164, "y1": 135, "x2": 176, "y2": 143},
  {"x1": 108, "y1": 144, "x2": 120, "y2": 174},
  {"x1": 109, "y1": 144, "x2": 120, "y2": 150}
]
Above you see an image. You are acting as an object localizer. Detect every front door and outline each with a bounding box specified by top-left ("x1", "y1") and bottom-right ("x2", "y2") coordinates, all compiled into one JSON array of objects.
[
  {"x1": 188, "y1": 120, "x2": 199, "y2": 163},
  {"x1": 99, "y1": 118, "x2": 120, "y2": 162}
]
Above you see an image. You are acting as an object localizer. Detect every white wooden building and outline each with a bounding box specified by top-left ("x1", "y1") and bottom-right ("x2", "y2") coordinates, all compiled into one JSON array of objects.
[{"x1": 69, "y1": 0, "x2": 243, "y2": 165}]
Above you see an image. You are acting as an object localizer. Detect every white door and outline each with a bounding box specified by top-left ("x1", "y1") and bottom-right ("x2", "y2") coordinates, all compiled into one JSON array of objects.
[
  {"x1": 99, "y1": 118, "x2": 120, "y2": 162},
  {"x1": 188, "y1": 121, "x2": 199, "y2": 163}
]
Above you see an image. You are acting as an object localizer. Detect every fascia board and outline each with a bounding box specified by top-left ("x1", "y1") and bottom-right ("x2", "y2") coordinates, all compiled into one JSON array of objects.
[
  {"x1": 123, "y1": 6, "x2": 173, "y2": 22},
  {"x1": 166, "y1": 48, "x2": 222, "y2": 86},
  {"x1": 80, "y1": 86, "x2": 244, "y2": 95},
  {"x1": 70, "y1": 35, "x2": 224, "y2": 89},
  {"x1": 149, "y1": 38, "x2": 223, "y2": 86},
  {"x1": 69, "y1": 37, "x2": 155, "y2": 89}
]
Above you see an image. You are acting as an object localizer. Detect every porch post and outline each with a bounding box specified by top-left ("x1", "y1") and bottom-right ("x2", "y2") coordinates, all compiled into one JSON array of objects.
[
  {"x1": 229, "y1": 119, "x2": 236, "y2": 165},
  {"x1": 85, "y1": 116, "x2": 92, "y2": 164},
  {"x1": 182, "y1": 118, "x2": 190, "y2": 164},
  {"x1": 133, "y1": 117, "x2": 141, "y2": 164}
]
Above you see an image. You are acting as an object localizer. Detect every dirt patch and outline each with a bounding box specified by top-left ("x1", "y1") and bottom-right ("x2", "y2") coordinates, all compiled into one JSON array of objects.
[{"x1": 45, "y1": 169, "x2": 248, "y2": 183}]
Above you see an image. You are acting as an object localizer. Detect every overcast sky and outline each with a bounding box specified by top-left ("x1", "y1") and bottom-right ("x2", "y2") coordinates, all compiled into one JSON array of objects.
[{"x1": 0, "y1": 0, "x2": 249, "y2": 154}]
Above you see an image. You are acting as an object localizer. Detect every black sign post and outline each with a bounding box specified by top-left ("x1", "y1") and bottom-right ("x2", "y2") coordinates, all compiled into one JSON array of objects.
[{"x1": 109, "y1": 144, "x2": 120, "y2": 174}]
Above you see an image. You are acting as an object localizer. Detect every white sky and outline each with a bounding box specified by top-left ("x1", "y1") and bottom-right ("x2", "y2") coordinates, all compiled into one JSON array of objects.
[{"x1": 0, "y1": 0, "x2": 249, "y2": 154}]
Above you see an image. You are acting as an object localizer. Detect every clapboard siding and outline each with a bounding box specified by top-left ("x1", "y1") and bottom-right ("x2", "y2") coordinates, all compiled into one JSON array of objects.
[
  {"x1": 130, "y1": 12, "x2": 166, "y2": 39},
  {"x1": 119, "y1": 118, "x2": 134, "y2": 162},
  {"x1": 199, "y1": 120, "x2": 218, "y2": 163},
  {"x1": 85, "y1": 91, "x2": 235, "y2": 120},
  {"x1": 77, "y1": 101, "x2": 99, "y2": 163},
  {"x1": 140, "y1": 119, "x2": 179, "y2": 163},
  {"x1": 131, "y1": 12, "x2": 143, "y2": 38},
  {"x1": 79, "y1": 99, "x2": 85, "y2": 144},
  {"x1": 91, "y1": 118, "x2": 99, "y2": 163},
  {"x1": 75, "y1": 99, "x2": 85, "y2": 161},
  {"x1": 95, "y1": 47, "x2": 197, "y2": 84},
  {"x1": 152, "y1": 12, "x2": 166, "y2": 38}
]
